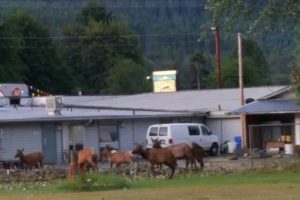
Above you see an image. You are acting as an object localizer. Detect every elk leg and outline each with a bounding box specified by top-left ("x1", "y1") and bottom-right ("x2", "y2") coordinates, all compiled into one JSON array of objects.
[
  {"x1": 198, "y1": 158, "x2": 204, "y2": 169},
  {"x1": 87, "y1": 158, "x2": 97, "y2": 172}
]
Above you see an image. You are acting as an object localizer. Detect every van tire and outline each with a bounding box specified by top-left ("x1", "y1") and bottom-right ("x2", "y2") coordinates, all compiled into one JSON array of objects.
[{"x1": 209, "y1": 143, "x2": 219, "y2": 156}]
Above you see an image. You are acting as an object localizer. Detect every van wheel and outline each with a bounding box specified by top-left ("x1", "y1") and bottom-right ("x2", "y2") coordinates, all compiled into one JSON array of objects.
[{"x1": 209, "y1": 143, "x2": 219, "y2": 156}]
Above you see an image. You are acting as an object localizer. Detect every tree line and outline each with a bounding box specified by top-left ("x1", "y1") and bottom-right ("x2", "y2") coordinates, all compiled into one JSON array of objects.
[{"x1": 0, "y1": 1, "x2": 298, "y2": 95}]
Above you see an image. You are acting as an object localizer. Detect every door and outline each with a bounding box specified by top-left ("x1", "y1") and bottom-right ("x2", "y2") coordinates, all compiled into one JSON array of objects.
[{"x1": 42, "y1": 125, "x2": 57, "y2": 164}]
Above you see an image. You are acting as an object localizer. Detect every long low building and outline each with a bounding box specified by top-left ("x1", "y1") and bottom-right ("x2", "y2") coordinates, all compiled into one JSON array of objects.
[{"x1": 0, "y1": 84, "x2": 286, "y2": 164}]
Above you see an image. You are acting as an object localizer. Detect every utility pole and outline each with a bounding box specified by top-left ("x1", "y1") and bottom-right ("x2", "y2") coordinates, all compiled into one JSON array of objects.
[
  {"x1": 214, "y1": 26, "x2": 221, "y2": 89},
  {"x1": 238, "y1": 32, "x2": 246, "y2": 148},
  {"x1": 238, "y1": 32, "x2": 244, "y2": 106}
]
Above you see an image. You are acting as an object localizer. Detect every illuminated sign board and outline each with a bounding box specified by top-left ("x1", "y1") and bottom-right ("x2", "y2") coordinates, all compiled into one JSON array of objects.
[{"x1": 152, "y1": 70, "x2": 177, "y2": 93}]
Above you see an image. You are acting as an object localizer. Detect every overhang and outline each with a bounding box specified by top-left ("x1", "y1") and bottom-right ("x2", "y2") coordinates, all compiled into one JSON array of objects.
[{"x1": 229, "y1": 99, "x2": 300, "y2": 115}]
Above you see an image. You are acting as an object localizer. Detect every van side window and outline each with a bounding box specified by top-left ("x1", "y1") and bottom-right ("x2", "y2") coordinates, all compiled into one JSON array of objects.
[
  {"x1": 201, "y1": 126, "x2": 211, "y2": 135},
  {"x1": 188, "y1": 126, "x2": 200, "y2": 136},
  {"x1": 159, "y1": 127, "x2": 168, "y2": 136},
  {"x1": 149, "y1": 127, "x2": 158, "y2": 136}
]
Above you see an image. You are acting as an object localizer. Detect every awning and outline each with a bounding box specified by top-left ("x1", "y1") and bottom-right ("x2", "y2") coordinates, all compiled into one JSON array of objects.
[{"x1": 229, "y1": 99, "x2": 300, "y2": 115}]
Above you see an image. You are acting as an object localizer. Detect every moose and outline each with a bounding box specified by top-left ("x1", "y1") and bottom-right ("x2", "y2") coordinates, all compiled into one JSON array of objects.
[
  {"x1": 132, "y1": 144, "x2": 177, "y2": 179},
  {"x1": 100, "y1": 145, "x2": 134, "y2": 169},
  {"x1": 15, "y1": 148, "x2": 43, "y2": 170}
]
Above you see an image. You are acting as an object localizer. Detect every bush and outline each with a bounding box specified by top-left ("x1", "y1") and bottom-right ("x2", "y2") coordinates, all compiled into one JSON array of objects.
[{"x1": 56, "y1": 173, "x2": 130, "y2": 192}]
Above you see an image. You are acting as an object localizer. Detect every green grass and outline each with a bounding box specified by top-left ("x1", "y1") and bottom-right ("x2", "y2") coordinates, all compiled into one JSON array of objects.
[
  {"x1": 1, "y1": 171, "x2": 300, "y2": 195},
  {"x1": 51, "y1": 173, "x2": 130, "y2": 192},
  {"x1": 130, "y1": 171, "x2": 300, "y2": 189}
]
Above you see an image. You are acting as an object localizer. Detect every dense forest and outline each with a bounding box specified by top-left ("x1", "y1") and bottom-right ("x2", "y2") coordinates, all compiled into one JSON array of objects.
[{"x1": 0, "y1": 0, "x2": 297, "y2": 94}]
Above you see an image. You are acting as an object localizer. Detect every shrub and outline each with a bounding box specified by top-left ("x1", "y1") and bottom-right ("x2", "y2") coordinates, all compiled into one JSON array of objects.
[{"x1": 56, "y1": 173, "x2": 130, "y2": 192}]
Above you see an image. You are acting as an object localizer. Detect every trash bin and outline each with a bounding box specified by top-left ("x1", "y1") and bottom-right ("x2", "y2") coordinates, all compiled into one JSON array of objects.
[
  {"x1": 234, "y1": 136, "x2": 242, "y2": 148},
  {"x1": 227, "y1": 141, "x2": 237, "y2": 153},
  {"x1": 284, "y1": 144, "x2": 294, "y2": 155}
]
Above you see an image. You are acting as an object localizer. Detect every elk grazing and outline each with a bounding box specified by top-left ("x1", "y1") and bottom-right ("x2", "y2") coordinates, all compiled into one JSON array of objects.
[
  {"x1": 191, "y1": 142, "x2": 205, "y2": 169},
  {"x1": 15, "y1": 148, "x2": 43, "y2": 170},
  {"x1": 77, "y1": 147, "x2": 98, "y2": 174},
  {"x1": 132, "y1": 144, "x2": 177, "y2": 179},
  {"x1": 151, "y1": 138, "x2": 195, "y2": 169},
  {"x1": 100, "y1": 145, "x2": 134, "y2": 169},
  {"x1": 152, "y1": 138, "x2": 205, "y2": 169}
]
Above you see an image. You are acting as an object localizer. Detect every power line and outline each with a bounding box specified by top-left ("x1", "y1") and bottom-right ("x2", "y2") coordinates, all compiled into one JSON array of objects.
[
  {"x1": 0, "y1": 32, "x2": 201, "y2": 40},
  {"x1": 0, "y1": 0, "x2": 203, "y2": 8}
]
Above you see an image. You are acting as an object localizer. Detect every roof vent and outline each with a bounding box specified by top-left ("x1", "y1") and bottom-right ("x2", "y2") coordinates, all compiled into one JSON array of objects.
[
  {"x1": 245, "y1": 98, "x2": 255, "y2": 104},
  {"x1": 46, "y1": 96, "x2": 63, "y2": 115}
]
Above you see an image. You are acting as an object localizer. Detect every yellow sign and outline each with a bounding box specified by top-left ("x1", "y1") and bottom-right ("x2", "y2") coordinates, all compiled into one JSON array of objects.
[{"x1": 153, "y1": 70, "x2": 177, "y2": 93}]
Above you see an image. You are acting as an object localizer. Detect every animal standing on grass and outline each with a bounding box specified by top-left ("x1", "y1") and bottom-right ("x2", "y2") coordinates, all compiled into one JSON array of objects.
[
  {"x1": 14, "y1": 148, "x2": 43, "y2": 170},
  {"x1": 100, "y1": 145, "x2": 134, "y2": 169},
  {"x1": 191, "y1": 142, "x2": 205, "y2": 169},
  {"x1": 132, "y1": 144, "x2": 177, "y2": 179},
  {"x1": 151, "y1": 138, "x2": 196, "y2": 169},
  {"x1": 77, "y1": 147, "x2": 98, "y2": 174}
]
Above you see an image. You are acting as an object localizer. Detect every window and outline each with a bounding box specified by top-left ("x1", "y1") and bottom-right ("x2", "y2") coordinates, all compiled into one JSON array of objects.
[
  {"x1": 188, "y1": 126, "x2": 200, "y2": 136},
  {"x1": 201, "y1": 126, "x2": 211, "y2": 135},
  {"x1": 149, "y1": 127, "x2": 158, "y2": 136},
  {"x1": 69, "y1": 125, "x2": 85, "y2": 150},
  {"x1": 159, "y1": 127, "x2": 168, "y2": 136},
  {"x1": 99, "y1": 125, "x2": 118, "y2": 142}
]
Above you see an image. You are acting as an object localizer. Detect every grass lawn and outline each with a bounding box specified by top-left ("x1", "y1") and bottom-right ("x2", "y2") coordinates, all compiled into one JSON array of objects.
[{"x1": 1, "y1": 171, "x2": 300, "y2": 200}]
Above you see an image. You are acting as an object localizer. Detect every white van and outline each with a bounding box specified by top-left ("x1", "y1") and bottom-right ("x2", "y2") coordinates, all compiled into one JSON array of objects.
[{"x1": 146, "y1": 123, "x2": 219, "y2": 156}]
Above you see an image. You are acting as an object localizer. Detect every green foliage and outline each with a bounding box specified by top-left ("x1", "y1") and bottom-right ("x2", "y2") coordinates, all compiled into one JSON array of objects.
[
  {"x1": 77, "y1": 3, "x2": 113, "y2": 26},
  {"x1": 221, "y1": 38, "x2": 269, "y2": 88},
  {"x1": 55, "y1": 173, "x2": 130, "y2": 192},
  {"x1": 189, "y1": 52, "x2": 213, "y2": 89},
  {"x1": 0, "y1": 18, "x2": 24, "y2": 82},
  {"x1": 205, "y1": 0, "x2": 299, "y2": 33},
  {"x1": 1, "y1": 10, "x2": 75, "y2": 94},
  {"x1": 104, "y1": 58, "x2": 151, "y2": 94},
  {"x1": 63, "y1": 4, "x2": 144, "y2": 94}
]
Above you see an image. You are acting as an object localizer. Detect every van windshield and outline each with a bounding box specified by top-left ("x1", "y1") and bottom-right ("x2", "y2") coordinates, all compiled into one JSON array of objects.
[
  {"x1": 149, "y1": 127, "x2": 158, "y2": 136},
  {"x1": 159, "y1": 127, "x2": 168, "y2": 136},
  {"x1": 201, "y1": 126, "x2": 211, "y2": 135}
]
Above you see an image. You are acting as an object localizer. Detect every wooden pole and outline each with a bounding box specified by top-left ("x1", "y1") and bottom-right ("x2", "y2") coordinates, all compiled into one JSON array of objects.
[
  {"x1": 238, "y1": 32, "x2": 246, "y2": 148},
  {"x1": 215, "y1": 26, "x2": 221, "y2": 89}
]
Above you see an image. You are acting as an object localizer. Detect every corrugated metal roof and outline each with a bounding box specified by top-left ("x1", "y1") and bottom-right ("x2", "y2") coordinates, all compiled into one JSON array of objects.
[
  {"x1": 0, "y1": 106, "x2": 198, "y2": 123},
  {"x1": 66, "y1": 86, "x2": 287, "y2": 112},
  {"x1": 0, "y1": 86, "x2": 287, "y2": 122},
  {"x1": 229, "y1": 99, "x2": 300, "y2": 114}
]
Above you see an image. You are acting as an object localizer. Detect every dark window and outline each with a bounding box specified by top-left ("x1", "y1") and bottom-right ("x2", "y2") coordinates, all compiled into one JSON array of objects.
[
  {"x1": 159, "y1": 127, "x2": 168, "y2": 136},
  {"x1": 201, "y1": 126, "x2": 211, "y2": 135},
  {"x1": 149, "y1": 127, "x2": 158, "y2": 136},
  {"x1": 188, "y1": 126, "x2": 200, "y2": 136}
]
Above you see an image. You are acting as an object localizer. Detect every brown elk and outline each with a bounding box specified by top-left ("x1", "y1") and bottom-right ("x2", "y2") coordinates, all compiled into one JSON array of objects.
[
  {"x1": 151, "y1": 138, "x2": 195, "y2": 168},
  {"x1": 15, "y1": 148, "x2": 43, "y2": 170},
  {"x1": 132, "y1": 144, "x2": 177, "y2": 179},
  {"x1": 100, "y1": 145, "x2": 134, "y2": 169},
  {"x1": 191, "y1": 142, "x2": 205, "y2": 169},
  {"x1": 77, "y1": 148, "x2": 98, "y2": 174},
  {"x1": 152, "y1": 138, "x2": 204, "y2": 169}
]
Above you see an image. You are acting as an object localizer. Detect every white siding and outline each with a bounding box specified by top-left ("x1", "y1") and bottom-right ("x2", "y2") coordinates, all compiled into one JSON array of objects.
[
  {"x1": 119, "y1": 119, "x2": 133, "y2": 150},
  {"x1": 132, "y1": 119, "x2": 159, "y2": 145},
  {"x1": 56, "y1": 127, "x2": 63, "y2": 164},
  {"x1": 85, "y1": 125, "x2": 99, "y2": 152},
  {"x1": 1, "y1": 124, "x2": 42, "y2": 160},
  {"x1": 62, "y1": 123, "x2": 70, "y2": 152},
  {"x1": 207, "y1": 118, "x2": 241, "y2": 144},
  {"x1": 118, "y1": 119, "x2": 159, "y2": 150}
]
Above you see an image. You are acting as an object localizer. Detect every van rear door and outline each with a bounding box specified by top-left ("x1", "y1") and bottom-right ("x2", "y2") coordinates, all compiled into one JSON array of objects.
[{"x1": 146, "y1": 126, "x2": 159, "y2": 148}]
